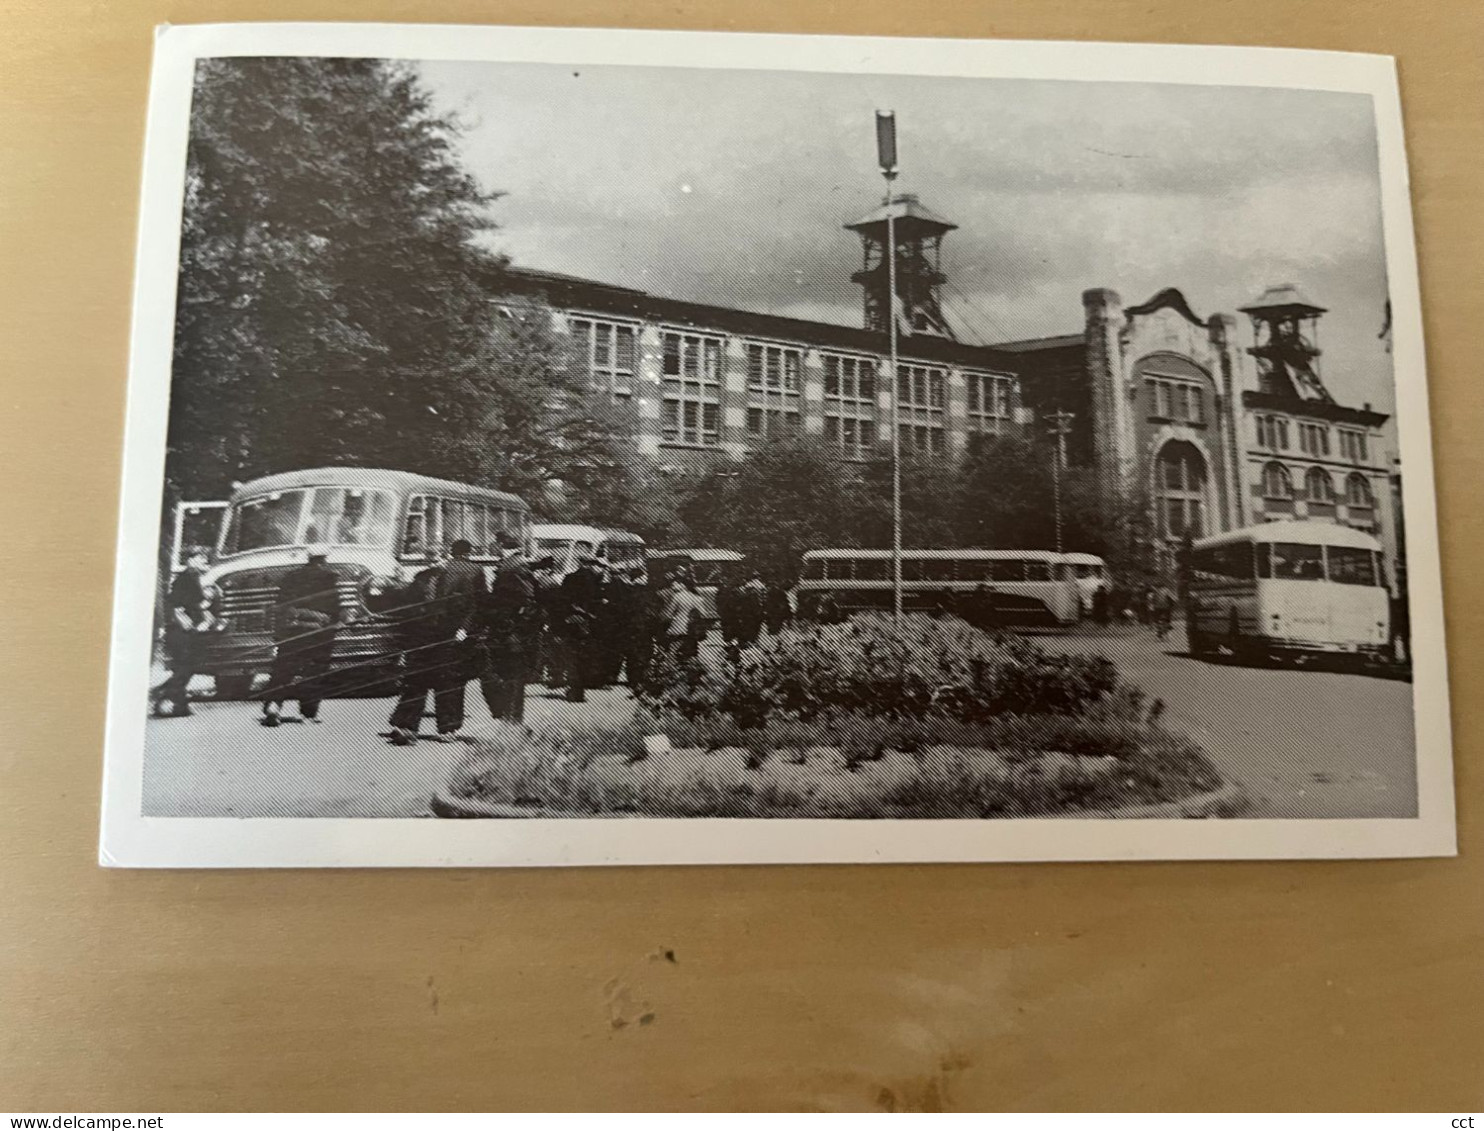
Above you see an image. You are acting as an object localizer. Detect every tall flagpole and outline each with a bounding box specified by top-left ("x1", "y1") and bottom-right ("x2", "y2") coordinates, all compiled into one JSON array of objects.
[{"x1": 877, "y1": 111, "x2": 903, "y2": 624}]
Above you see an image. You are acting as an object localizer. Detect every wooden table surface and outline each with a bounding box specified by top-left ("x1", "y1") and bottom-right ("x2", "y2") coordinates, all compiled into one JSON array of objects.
[{"x1": 1, "y1": 0, "x2": 1479, "y2": 1112}]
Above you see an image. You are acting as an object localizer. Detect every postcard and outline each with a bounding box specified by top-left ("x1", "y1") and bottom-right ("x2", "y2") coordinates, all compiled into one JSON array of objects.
[{"x1": 100, "y1": 23, "x2": 1454, "y2": 865}]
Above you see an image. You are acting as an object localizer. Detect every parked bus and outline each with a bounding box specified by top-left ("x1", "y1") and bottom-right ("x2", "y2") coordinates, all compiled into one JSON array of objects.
[
  {"x1": 531, "y1": 523, "x2": 647, "y2": 581},
  {"x1": 646, "y1": 548, "x2": 746, "y2": 627},
  {"x1": 1061, "y1": 552, "x2": 1110, "y2": 614},
  {"x1": 172, "y1": 468, "x2": 532, "y2": 698},
  {"x1": 795, "y1": 549, "x2": 1082, "y2": 627},
  {"x1": 1185, "y1": 520, "x2": 1389, "y2": 663}
]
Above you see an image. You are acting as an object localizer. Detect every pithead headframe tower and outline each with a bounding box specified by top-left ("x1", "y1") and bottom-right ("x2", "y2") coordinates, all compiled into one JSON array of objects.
[
  {"x1": 1240, "y1": 282, "x2": 1333, "y2": 403},
  {"x1": 845, "y1": 193, "x2": 957, "y2": 338}
]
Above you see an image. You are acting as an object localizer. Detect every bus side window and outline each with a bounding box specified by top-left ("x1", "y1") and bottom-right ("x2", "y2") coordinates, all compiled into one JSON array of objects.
[
  {"x1": 402, "y1": 496, "x2": 430, "y2": 558},
  {"x1": 1255, "y1": 543, "x2": 1272, "y2": 580},
  {"x1": 803, "y1": 559, "x2": 825, "y2": 581},
  {"x1": 902, "y1": 559, "x2": 924, "y2": 582}
]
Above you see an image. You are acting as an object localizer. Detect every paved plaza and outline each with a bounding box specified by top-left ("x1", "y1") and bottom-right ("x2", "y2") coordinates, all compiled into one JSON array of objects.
[{"x1": 141, "y1": 627, "x2": 1416, "y2": 820}]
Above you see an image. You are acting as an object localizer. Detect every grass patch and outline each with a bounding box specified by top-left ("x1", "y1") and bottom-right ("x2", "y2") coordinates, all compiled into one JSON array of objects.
[{"x1": 447, "y1": 703, "x2": 1227, "y2": 819}]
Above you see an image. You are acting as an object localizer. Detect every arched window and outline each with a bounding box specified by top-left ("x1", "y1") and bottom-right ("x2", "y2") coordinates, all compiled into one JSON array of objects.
[
  {"x1": 1262, "y1": 461, "x2": 1294, "y2": 500},
  {"x1": 1305, "y1": 467, "x2": 1336, "y2": 513},
  {"x1": 1157, "y1": 441, "x2": 1207, "y2": 539},
  {"x1": 1346, "y1": 473, "x2": 1376, "y2": 528}
]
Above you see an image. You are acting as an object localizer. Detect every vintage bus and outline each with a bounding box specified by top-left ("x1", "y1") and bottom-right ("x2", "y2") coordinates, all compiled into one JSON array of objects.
[
  {"x1": 646, "y1": 548, "x2": 747, "y2": 627},
  {"x1": 795, "y1": 549, "x2": 1083, "y2": 627},
  {"x1": 1060, "y1": 552, "x2": 1110, "y2": 614},
  {"x1": 173, "y1": 468, "x2": 532, "y2": 698},
  {"x1": 1185, "y1": 520, "x2": 1390, "y2": 663},
  {"x1": 531, "y1": 523, "x2": 647, "y2": 581}
]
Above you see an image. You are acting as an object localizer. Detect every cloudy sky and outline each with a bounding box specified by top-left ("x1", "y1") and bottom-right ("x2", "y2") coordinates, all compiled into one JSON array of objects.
[{"x1": 419, "y1": 60, "x2": 1395, "y2": 412}]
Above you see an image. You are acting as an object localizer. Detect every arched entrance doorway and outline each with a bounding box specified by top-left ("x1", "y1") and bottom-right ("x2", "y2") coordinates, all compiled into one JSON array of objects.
[{"x1": 1155, "y1": 440, "x2": 1208, "y2": 541}]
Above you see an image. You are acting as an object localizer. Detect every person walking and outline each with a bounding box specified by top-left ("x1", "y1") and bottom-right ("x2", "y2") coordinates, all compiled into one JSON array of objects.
[
  {"x1": 557, "y1": 551, "x2": 606, "y2": 703},
  {"x1": 657, "y1": 574, "x2": 707, "y2": 666},
  {"x1": 475, "y1": 531, "x2": 541, "y2": 724},
  {"x1": 600, "y1": 563, "x2": 647, "y2": 689},
  {"x1": 151, "y1": 547, "x2": 215, "y2": 718},
  {"x1": 387, "y1": 539, "x2": 485, "y2": 745},
  {"x1": 1151, "y1": 583, "x2": 1177, "y2": 642},
  {"x1": 528, "y1": 555, "x2": 564, "y2": 688},
  {"x1": 260, "y1": 547, "x2": 341, "y2": 726}
]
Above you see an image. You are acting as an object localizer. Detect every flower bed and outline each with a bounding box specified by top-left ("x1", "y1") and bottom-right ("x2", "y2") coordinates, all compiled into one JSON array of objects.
[
  {"x1": 440, "y1": 616, "x2": 1235, "y2": 819},
  {"x1": 639, "y1": 615, "x2": 1121, "y2": 727}
]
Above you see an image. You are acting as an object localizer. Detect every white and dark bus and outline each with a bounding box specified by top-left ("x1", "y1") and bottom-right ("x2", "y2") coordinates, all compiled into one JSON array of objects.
[
  {"x1": 795, "y1": 549, "x2": 1083, "y2": 627},
  {"x1": 531, "y1": 523, "x2": 647, "y2": 581},
  {"x1": 171, "y1": 468, "x2": 531, "y2": 698},
  {"x1": 1185, "y1": 520, "x2": 1390, "y2": 662}
]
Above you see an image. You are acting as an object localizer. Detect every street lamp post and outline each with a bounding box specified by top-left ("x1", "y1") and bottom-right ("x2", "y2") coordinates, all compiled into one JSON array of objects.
[
  {"x1": 1047, "y1": 410, "x2": 1075, "y2": 555},
  {"x1": 876, "y1": 110, "x2": 903, "y2": 624}
]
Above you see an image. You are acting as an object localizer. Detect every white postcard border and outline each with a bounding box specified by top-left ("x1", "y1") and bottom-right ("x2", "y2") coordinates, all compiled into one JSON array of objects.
[{"x1": 100, "y1": 22, "x2": 1456, "y2": 867}]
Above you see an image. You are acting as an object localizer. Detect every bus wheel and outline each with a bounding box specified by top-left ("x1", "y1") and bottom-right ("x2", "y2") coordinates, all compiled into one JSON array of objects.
[{"x1": 213, "y1": 673, "x2": 256, "y2": 701}]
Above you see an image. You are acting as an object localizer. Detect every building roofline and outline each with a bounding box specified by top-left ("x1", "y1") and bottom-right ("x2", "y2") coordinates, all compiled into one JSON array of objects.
[
  {"x1": 501, "y1": 266, "x2": 1021, "y2": 370},
  {"x1": 1243, "y1": 391, "x2": 1389, "y2": 427},
  {"x1": 990, "y1": 332, "x2": 1085, "y2": 353}
]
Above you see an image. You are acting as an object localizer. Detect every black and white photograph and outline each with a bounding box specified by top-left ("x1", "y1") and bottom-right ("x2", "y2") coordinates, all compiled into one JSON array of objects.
[{"x1": 100, "y1": 24, "x2": 1454, "y2": 866}]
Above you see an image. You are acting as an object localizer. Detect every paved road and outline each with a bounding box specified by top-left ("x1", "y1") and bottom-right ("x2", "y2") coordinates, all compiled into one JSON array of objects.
[
  {"x1": 1034, "y1": 626, "x2": 1417, "y2": 818},
  {"x1": 142, "y1": 628, "x2": 1417, "y2": 819},
  {"x1": 141, "y1": 680, "x2": 639, "y2": 818}
]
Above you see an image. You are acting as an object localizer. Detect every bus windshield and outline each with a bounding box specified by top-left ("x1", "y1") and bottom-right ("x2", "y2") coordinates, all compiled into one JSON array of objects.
[
  {"x1": 303, "y1": 488, "x2": 395, "y2": 547},
  {"x1": 222, "y1": 487, "x2": 396, "y2": 555},
  {"x1": 223, "y1": 491, "x2": 307, "y2": 554}
]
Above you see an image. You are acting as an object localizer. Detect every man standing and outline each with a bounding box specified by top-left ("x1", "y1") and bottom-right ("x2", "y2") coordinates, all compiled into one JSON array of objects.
[
  {"x1": 556, "y1": 552, "x2": 606, "y2": 703},
  {"x1": 715, "y1": 575, "x2": 745, "y2": 664},
  {"x1": 151, "y1": 547, "x2": 214, "y2": 717},
  {"x1": 734, "y1": 573, "x2": 768, "y2": 655},
  {"x1": 387, "y1": 539, "x2": 485, "y2": 745},
  {"x1": 475, "y1": 531, "x2": 541, "y2": 724},
  {"x1": 260, "y1": 547, "x2": 341, "y2": 727},
  {"x1": 657, "y1": 573, "x2": 707, "y2": 667}
]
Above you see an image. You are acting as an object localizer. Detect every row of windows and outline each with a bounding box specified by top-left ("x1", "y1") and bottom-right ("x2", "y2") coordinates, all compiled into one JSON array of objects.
[
  {"x1": 746, "y1": 343, "x2": 801, "y2": 393},
  {"x1": 1190, "y1": 542, "x2": 1381, "y2": 587},
  {"x1": 569, "y1": 317, "x2": 638, "y2": 398},
  {"x1": 1148, "y1": 376, "x2": 1206, "y2": 425},
  {"x1": 1260, "y1": 463, "x2": 1376, "y2": 509},
  {"x1": 1255, "y1": 413, "x2": 1372, "y2": 464},
  {"x1": 402, "y1": 496, "x2": 525, "y2": 560},
  {"x1": 805, "y1": 557, "x2": 1059, "y2": 582}
]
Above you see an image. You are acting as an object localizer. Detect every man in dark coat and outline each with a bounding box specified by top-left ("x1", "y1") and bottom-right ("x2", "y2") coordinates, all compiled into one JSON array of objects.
[
  {"x1": 151, "y1": 547, "x2": 214, "y2": 718},
  {"x1": 556, "y1": 553, "x2": 607, "y2": 703},
  {"x1": 387, "y1": 539, "x2": 486, "y2": 744},
  {"x1": 261, "y1": 547, "x2": 342, "y2": 726},
  {"x1": 715, "y1": 576, "x2": 745, "y2": 664},
  {"x1": 474, "y1": 531, "x2": 542, "y2": 724}
]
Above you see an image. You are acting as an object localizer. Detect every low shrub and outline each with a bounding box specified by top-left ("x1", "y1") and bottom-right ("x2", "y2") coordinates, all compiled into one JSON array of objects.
[{"x1": 640, "y1": 613, "x2": 1120, "y2": 727}]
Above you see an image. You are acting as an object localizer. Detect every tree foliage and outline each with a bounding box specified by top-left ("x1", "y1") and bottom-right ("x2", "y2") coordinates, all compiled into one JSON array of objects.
[
  {"x1": 667, "y1": 434, "x2": 1158, "y2": 586},
  {"x1": 169, "y1": 57, "x2": 630, "y2": 517}
]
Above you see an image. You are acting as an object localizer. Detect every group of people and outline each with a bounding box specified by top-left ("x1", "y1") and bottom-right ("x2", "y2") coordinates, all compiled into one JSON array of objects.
[
  {"x1": 714, "y1": 573, "x2": 792, "y2": 663},
  {"x1": 1087, "y1": 581, "x2": 1178, "y2": 638},
  {"x1": 150, "y1": 540, "x2": 800, "y2": 735}
]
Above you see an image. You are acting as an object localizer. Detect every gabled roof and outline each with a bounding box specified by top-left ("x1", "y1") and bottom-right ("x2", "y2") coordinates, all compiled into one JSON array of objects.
[{"x1": 1126, "y1": 287, "x2": 1206, "y2": 327}]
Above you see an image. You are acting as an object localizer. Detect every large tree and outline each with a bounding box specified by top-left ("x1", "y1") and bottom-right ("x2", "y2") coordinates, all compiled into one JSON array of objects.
[{"x1": 169, "y1": 57, "x2": 504, "y2": 501}]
